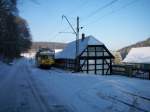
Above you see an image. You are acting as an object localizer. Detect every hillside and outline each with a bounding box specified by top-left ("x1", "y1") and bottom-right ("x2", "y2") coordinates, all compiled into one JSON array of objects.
[
  {"x1": 30, "y1": 42, "x2": 66, "y2": 51},
  {"x1": 118, "y1": 37, "x2": 150, "y2": 59}
]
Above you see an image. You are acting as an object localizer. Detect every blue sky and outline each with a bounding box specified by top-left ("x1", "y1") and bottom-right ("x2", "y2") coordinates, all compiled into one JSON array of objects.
[{"x1": 18, "y1": 0, "x2": 150, "y2": 50}]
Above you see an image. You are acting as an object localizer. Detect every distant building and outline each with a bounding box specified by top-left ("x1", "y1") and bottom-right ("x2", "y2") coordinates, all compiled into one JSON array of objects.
[
  {"x1": 123, "y1": 47, "x2": 150, "y2": 69},
  {"x1": 55, "y1": 35, "x2": 114, "y2": 75}
]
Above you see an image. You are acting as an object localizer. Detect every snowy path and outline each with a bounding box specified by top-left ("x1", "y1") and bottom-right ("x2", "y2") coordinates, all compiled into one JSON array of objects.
[
  {"x1": 0, "y1": 60, "x2": 74, "y2": 112},
  {"x1": 0, "y1": 60, "x2": 49, "y2": 112},
  {"x1": 0, "y1": 59, "x2": 150, "y2": 112}
]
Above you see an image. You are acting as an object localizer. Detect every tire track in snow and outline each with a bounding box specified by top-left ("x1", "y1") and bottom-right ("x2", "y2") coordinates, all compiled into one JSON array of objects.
[
  {"x1": 52, "y1": 68, "x2": 150, "y2": 102},
  {"x1": 47, "y1": 70, "x2": 76, "y2": 112},
  {"x1": 106, "y1": 80, "x2": 150, "y2": 99},
  {"x1": 106, "y1": 80, "x2": 150, "y2": 111},
  {"x1": 96, "y1": 91, "x2": 149, "y2": 112},
  {"x1": 0, "y1": 61, "x2": 25, "y2": 112},
  {"x1": 48, "y1": 69, "x2": 108, "y2": 112},
  {"x1": 48, "y1": 69, "x2": 127, "y2": 112},
  {"x1": 27, "y1": 64, "x2": 73, "y2": 112},
  {"x1": 120, "y1": 90, "x2": 150, "y2": 102},
  {"x1": 25, "y1": 65, "x2": 53, "y2": 112},
  {"x1": 30, "y1": 65, "x2": 150, "y2": 112}
]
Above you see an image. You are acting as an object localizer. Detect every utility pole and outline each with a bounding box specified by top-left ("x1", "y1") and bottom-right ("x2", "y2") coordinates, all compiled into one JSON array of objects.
[
  {"x1": 76, "y1": 16, "x2": 80, "y2": 72},
  {"x1": 62, "y1": 15, "x2": 80, "y2": 72}
]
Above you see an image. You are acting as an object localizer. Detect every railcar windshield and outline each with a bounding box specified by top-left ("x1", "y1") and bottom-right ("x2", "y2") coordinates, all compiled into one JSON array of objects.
[{"x1": 40, "y1": 54, "x2": 54, "y2": 59}]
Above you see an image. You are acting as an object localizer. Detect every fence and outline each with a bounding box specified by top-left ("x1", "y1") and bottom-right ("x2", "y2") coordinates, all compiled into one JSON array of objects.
[{"x1": 112, "y1": 64, "x2": 150, "y2": 80}]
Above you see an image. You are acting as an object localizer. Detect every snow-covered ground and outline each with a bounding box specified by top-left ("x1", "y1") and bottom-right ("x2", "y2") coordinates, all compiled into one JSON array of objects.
[{"x1": 0, "y1": 59, "x2": 150, "y2": 112}]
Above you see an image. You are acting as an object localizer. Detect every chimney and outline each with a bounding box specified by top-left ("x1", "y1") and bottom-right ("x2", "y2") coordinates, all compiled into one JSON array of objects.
[{"x1": 81, "y1": 33, "x2": 85, "y2": 41}]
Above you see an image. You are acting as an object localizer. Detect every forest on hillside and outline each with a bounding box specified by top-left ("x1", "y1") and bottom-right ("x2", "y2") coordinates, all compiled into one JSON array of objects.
[{"x1": 31, "y1": 42, "x2": 66, "y2": 51}]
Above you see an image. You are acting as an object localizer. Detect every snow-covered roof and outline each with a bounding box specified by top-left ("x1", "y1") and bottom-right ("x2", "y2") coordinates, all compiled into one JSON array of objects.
[
  {"x1": 55, "y1": 35, "x2": 104, "y2": 59},
  {"x1": 39, "y1": 51, "x2": 54, "y2": 55},
  {"x1": 123, "y1": 47, "x2": 150, "y2": 64},
  {"x1": 54, "y1": 49, "x2": 63, "y2": 53}
]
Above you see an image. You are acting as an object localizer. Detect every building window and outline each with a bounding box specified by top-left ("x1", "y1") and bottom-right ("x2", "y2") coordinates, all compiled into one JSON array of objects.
[{"x1": 88, "y1": 59, "x2": 95, "y2": 64}]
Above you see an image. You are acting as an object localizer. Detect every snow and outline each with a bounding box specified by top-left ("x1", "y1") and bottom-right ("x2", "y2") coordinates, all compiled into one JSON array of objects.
[
  {"x1": 30, "y1": 68, "x2": 150, "y2": 112},
  {"x1": 21, "y1": 52, "x2": 36, "y2": 58},
  {"x1": 0, "y1": 59, "x2": 150, "y2": 112},
  {"x1": 0, "y1": 60, "x2": 43, "y2": 112},
  {"x1": 56, "y1": 35, "x2": 103, "y2": 59},
  {"x1": 54, "y1": 49, "x2": 62, "y2": 53},
  {"x1": 123, "y1": 47, "x2": 150, "y2": 64}
]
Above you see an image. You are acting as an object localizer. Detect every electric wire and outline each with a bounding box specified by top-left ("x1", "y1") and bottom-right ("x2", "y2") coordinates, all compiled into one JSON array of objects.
[
  {"x1": 83, "y1": 0, "x2": 139, "y2": 27},
  {"x1": 85, "y1": 0, "x2": 118, "y2": 19},
  {"x1": 55, "y1": 0, "x2": 139, "y2": 42}
]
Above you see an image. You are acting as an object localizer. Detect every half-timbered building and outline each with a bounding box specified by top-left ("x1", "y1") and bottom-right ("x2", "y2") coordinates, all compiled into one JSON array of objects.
[{"x1": 55, "y1": 35, "x2": 114, "y2": 75}]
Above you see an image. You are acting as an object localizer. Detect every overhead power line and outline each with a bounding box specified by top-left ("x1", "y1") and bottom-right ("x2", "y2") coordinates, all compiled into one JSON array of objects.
[
  {"x1": 66, "y1": 0, "x2": 90, "y2": 16},
  {"x1": 53, "y1": 0, "x2": 137, "y2": 43},
  {"x1": 84, "y1": 0, "x2": 138, "y2": 27},
  {"x1": 49, "y1": 0, "x2": 88, "y2": 39},
  {"x1": 85, "y1": 0, "x2": 119, "y2": 19},
  {"x1": 55, "y1": 0, "x2": 118, "y2": 39},
  {"x1": 59, "y1": 0, "x2": 119, "y2": 34}
]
